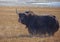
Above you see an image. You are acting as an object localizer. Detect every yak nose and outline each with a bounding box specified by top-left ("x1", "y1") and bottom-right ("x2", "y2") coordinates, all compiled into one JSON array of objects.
[{"x1": 18, "y1": 19, "x2": 21, "y2": 22}]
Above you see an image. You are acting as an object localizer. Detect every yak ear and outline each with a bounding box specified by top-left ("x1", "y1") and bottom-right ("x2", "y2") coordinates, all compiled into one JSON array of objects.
[
  {"x1": 16, "y1": 9, "x2": 20, "y2": 15},
  {"x1": 52, "y1": 15, "x2": 56, "y2": 18},
  {"x1": 51, "y1": 15, "x2": 56, "y2": 18},
  {"x1": 49, "y1": 15, "x2": 56, "y2": 18}
]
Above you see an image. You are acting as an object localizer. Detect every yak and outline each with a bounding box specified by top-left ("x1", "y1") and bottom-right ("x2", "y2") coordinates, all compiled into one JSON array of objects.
[{"x1": 16, "y1": 10, "x2": 59, "y2": 37}]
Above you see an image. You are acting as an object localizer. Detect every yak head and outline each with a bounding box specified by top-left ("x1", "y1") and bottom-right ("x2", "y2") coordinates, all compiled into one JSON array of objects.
[{"x1": 16, "y1": 9, "x2": 34, "y2": 24}]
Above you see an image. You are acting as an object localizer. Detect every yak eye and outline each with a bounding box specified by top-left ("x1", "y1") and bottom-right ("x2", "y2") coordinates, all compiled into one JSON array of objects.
[{"x1": 19, "y1": 14, "x2": 26, "y2": 20}]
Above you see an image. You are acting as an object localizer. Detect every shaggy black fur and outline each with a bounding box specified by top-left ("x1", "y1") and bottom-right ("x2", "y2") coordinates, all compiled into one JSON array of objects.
[{"x1": 18, "y1": 11, "x2": 59, "y2": 36}]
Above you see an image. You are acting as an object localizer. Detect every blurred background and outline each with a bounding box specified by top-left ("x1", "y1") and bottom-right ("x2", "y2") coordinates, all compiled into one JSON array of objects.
[{"x1": 0, "y1": 0, "x2": 60, "y2": 7}]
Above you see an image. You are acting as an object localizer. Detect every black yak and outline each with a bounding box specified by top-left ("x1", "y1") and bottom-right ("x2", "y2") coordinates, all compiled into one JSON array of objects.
[{"x1": 16, "y1": 10, "x2": 59, "y2": 37}]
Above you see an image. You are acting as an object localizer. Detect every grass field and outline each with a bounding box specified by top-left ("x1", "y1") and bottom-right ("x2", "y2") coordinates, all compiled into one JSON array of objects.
[{"x1": 0, "y1": 6, "x2": 60, "y2": 42}]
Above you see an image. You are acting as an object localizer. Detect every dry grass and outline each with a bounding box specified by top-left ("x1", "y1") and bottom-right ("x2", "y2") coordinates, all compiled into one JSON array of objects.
[{"x1": 0, "y1": 6, "x2": 60, "y2": 42}]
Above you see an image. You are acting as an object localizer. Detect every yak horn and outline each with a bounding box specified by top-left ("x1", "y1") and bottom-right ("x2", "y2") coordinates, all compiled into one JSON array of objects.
[{"x1": 16, "y1": 8, "x2": 20, "y2": 14}]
